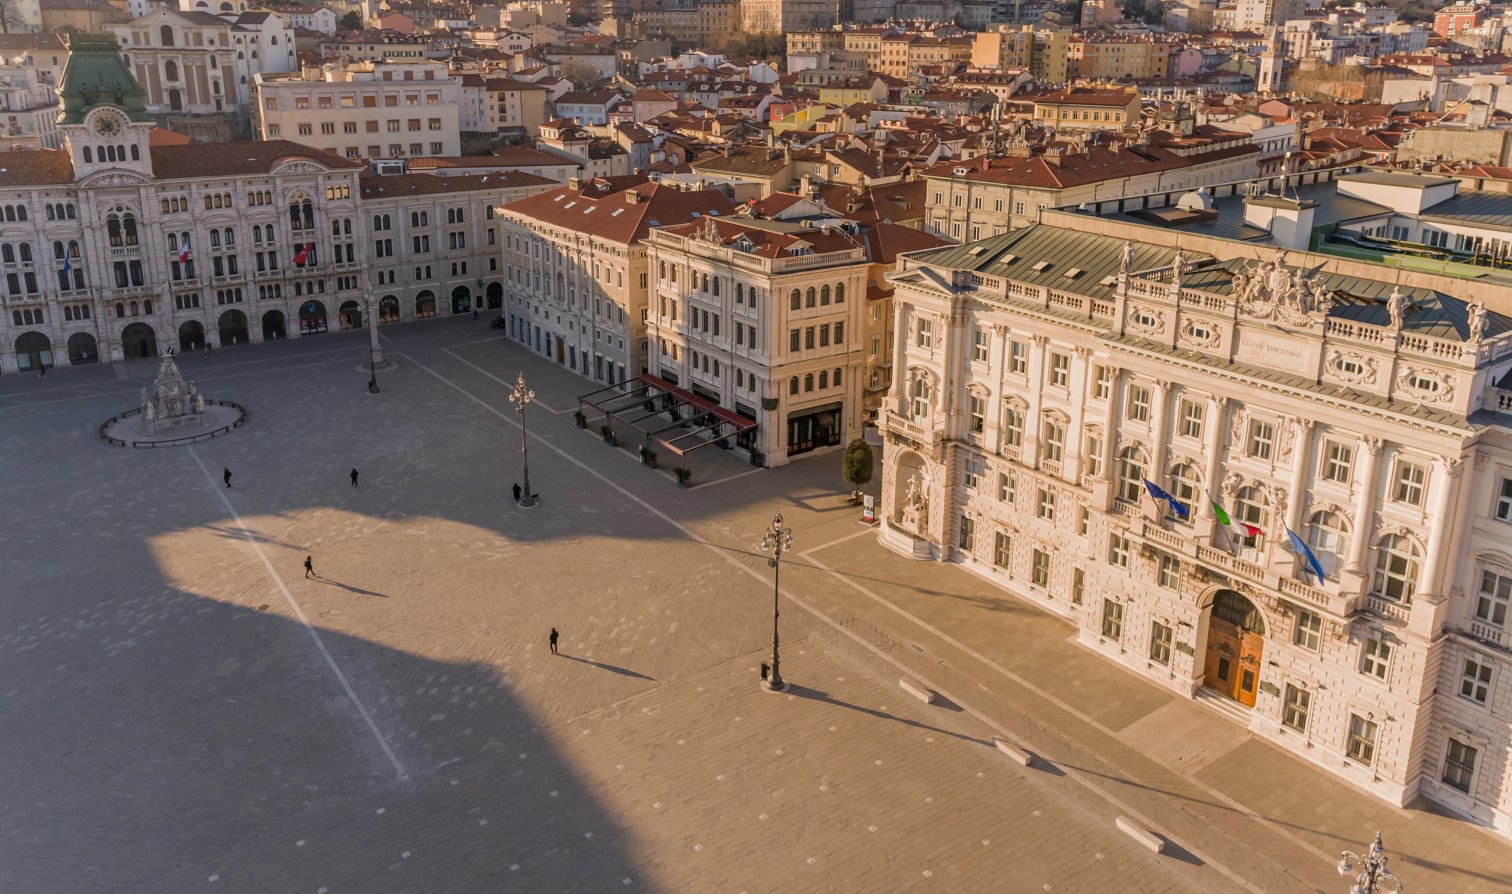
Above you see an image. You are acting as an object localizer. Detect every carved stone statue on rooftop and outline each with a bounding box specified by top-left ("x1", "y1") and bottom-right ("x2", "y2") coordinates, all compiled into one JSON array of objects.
[
  {"x1": 1120, "y1": 241, "x2": 1134, "y2": 277},
  {"x1": 1387, "y1": 286, "x2": 1408, "y2": 329},
  {"x1": 1171, "y1": 250, "x2": 1185, "y2": 291},
  {"x1": 1468, "y1": 302, "x2": 1488, "y2": 340}
]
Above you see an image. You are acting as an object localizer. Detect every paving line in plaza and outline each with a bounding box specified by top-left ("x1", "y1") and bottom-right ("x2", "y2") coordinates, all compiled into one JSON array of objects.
[
  {"x1": 186, "y1": 445, "x2": 408, "y2": 782},
  {"x1": 440, "y1": 340, "x2": 572, "y2": 414},
  {"x1": 401, "y1": 349, "x2": 1255, "y2": 892},
  {"x1": 796, "y1": 538, "x2": 1339, "y2": 877}
]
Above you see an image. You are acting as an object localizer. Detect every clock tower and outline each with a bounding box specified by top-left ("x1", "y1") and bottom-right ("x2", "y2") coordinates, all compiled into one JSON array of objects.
[{"x1": 56, "y1": 33, "x2": 156, "y2": 181}]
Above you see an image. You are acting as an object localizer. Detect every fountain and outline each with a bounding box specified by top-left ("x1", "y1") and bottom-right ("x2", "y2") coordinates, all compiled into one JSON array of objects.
[
  {"x1": 141, "y1": 349, "x2": 206, "y2": 433},
  {"x1": 100, "y1": 348, "x2": 246, "y2": 447}
]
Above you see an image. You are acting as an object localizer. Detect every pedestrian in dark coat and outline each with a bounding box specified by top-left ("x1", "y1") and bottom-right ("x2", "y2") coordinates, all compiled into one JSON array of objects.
[
  {"x1": 350, "y1": 468, "x2": 359, "y2": 487},
  {"x1": 549, "y1": 628, "x2": 559, "y2": 655},
  {"x1": 512, "y1": 483, "x2": 522, "y2": 503},
  {"x1": 223, "y1": 468, "x2": 232, "y2": 487},
  {"x1": 304, "y1": 555, "x2": 314, "y2": 578}
]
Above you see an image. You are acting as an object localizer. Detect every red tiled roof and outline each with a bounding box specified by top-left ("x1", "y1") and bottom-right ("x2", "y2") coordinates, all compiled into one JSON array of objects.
[
  {"x1": 150, "y1": 140, "x2": 362, "y2": 179},
  {"x1": 499, "y1": 175, "x2": 736, "y2": 245},
  {"x1": 0, "y1": 150, "x2": 75, "y2": 187},
  {"x1": 359, "y1": 170, "x2": 558, "y2": 199}
]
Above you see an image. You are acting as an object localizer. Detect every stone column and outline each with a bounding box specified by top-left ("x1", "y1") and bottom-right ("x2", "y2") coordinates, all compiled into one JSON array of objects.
[
  {"x1": 1415, "y1": 455, "x2": 1464, "y2": 602},
  {"x1": 1023, "y1": 334, "x2": 1048, "y2": 468},
  {"x1": 1149, "y1": 380, "x2": 1173, "y2": 483},
  {"x1": 890, "y1": 304, "x2": 911, "y2": 416},
  {"x1": 1285, "y1": 418, "x2": 1315, "y2": 532},
  {"x1": 986, "y1": 324, "x2": 1010, "y2": 446},
  {"x1": 1343, "y1": 435, "x2": 1384, "y2": 576},
  {"x1": 1067, "y1": 345, "x2": 1092, "y2": 483}
]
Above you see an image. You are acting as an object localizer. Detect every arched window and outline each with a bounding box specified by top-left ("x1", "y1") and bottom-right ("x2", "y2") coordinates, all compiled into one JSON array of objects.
[
  {"x1": 46, "y1": 205, "x2": 56, "y2": 220},
  {"x1": 1168, "y1": 463, "x2": 1201, "y2": 526},
  {"x1": 210, "y1": 230, "x2": 221, "y2": 248},
  {"x1": 736, "y1": 283, "x2": 744, "y2": 304},
  {"x1": 1306, "y1": 511, "x2": 1349, "y2": 581},
  {"x1": 1117, "y1": 447, "x2": 1144, "y2": 502},
  {"x1": 1372, "y1": 534, "x2": 1421, "y2": 602},
  {"x1": 107, "y1": 215, "x2": 122, "y2": 247},
  {"x1": 805, "y1": 287, "x2": 816, "y2": 308},
  {"x1": 711, "y1": 277, "x2": 719, "y2": 296},
  {"x1": 143, "y1": 299, "x2": 152, "y2": 314},
  {"x1": 0, "y1": 245, "x2": 12, "y2": 263},
  {"x1": 53, "y1": 241, "x2": 64, "y2": 259},
  {"x1": 224, "y1": 227, "x2": 234, "y2": 245},
  {"x1": 160, "y1": 24, "x2": 174, "y2": 46},
  {"x1": 83, "y1": 146, "x2": 92, "y2": 163},
  {"x1": 17, "y1": 243, "x2": 30, "y2": 262},
  {"x1": 804, "y1": 373, "x2": 814, "y2": 392},
  {"x1": 68, "y1": 241, "x2": 79, "y2": 258},
  {"x1": 833, "y1": 367, "x2": 842, "y2": 386},
  {"x1": 116, "y1": 303, "x2": 125, "y2": 318},
  {"x1": 789, "y1": 376, "x2": 798, "y2": 395},
  {"x1": 130, "y1": 145, "x2": 139, "y2": 161},
  {"x1": 1234, "y1": 486, "x2": 1268, "y2": 551},
  {"x1": 290, "y1": 195, "x2": 313, "y2": 230},
  {"x1": 209, "y1": 55, "x2": 217, "y2": 69},
  {"x1": 834, "y1": 282, "x2": 845, "y2": 303},
  {"x1": 911, "y1": 377, "x2": 930, "y2": 421},
  {"x1": 820, "y1": 285, "x2": 830, "y2": 305},
  {"x1": 167, "y1": 233, "x2": 179, "y2": 251},
  {"x1": 790, "y1": 288, "x2": 801, "y2": 310},
  {"x1": 164, "y1": 60, "x2": 178, "y2": 81},
  {"x1": 819, "y1": 370, "x2": 828, "y2": 389}
]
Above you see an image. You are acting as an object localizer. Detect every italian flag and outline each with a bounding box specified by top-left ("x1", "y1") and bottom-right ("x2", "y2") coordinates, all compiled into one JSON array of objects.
[{"x1": 1211, "y1": 500, "x2": 1262, "y2": 539}]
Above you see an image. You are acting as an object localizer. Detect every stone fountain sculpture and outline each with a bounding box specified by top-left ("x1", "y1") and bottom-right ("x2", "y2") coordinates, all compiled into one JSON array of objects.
[{"x1": 140, "y1": 349, "x2": 207, "y2": 434}]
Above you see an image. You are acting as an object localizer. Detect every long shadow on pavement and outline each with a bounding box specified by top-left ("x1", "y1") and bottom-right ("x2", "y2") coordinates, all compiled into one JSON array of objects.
[
  {"x1": 786, "y1": 684, "x2": 987, "y2": 746},
  {"x1": 557, "y1": 654, "x2": 655, "y2": 680}
]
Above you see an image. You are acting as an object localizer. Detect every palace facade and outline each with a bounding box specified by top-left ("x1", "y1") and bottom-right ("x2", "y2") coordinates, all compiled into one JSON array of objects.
[{"x1": 879, "y1": 210, "x2": 1512, "y2": 836}]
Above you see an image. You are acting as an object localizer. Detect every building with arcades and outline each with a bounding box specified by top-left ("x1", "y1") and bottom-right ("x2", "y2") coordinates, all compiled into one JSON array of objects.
[
  {"x1": 0, "y1": 34, "x2": 539, "y2": 375},
  {"x1": 879, "y1": 193, "x2": 1512, "y2": 839}
]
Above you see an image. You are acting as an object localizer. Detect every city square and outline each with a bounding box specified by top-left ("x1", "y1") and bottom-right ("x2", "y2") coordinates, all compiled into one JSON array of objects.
[{"x1": 3, "y1": 318, "x2": 1511, "y2": 893}]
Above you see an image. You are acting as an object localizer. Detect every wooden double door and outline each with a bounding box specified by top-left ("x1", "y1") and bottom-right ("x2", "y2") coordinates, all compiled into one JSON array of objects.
[{"x1": 1203, "y1": 616, "x2": 1263, "y2": 707}]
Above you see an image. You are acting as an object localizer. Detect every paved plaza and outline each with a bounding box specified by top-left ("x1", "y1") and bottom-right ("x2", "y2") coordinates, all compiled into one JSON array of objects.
[{"x1": 3, "y1": 318, "x2": 1512, "y2": 893}]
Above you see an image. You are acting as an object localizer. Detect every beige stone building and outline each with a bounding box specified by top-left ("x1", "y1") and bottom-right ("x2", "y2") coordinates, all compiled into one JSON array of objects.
[{"x1": 254, "y1": 60, "x2": 463, "y2": 160}]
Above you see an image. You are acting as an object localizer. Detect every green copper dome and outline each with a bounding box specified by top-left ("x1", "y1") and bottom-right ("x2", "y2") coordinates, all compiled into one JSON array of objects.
[{"x1": 57, "y1": 33, "x2": 153, "y2": 126}]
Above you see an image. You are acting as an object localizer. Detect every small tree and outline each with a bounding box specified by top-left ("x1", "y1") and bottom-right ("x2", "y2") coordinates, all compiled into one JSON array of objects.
[
  {"x1": 842, "y1": 438, "x2": 873, "y2": 504},
  {"x1": 338, "y1": 10, "x2": 363, "y2": 30}
]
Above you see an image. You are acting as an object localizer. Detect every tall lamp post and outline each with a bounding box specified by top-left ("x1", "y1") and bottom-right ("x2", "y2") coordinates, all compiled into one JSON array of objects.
[
  {"x1": 362, "y1": 282, "x2": 384, "y2": 394},
  {"x1": 510, "y1": 372, "x2": 536, "y2": 507},
  {"x1": 758, "y1": 513, "x2": 792, "y2": 692},
  {"x1": 1338, "y1": 833, "x2": 1403, "y2": 894}
]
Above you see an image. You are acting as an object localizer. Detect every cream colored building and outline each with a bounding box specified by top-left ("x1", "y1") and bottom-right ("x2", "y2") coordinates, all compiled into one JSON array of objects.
[
  {"x1": 879, "y1": 203, "x2": 1512, "y2": 840},
  {"x1": 254, "y1": 60, "x2": 463, "y2": 160}
]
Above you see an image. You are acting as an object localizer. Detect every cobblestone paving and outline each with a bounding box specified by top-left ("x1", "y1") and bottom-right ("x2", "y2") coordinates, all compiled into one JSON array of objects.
[{"x1": 1, "y1": 320, "x2": 1508, "y2": 893}]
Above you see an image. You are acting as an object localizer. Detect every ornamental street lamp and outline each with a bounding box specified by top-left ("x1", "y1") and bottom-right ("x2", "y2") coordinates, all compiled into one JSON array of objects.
[
  {"x1": 362, "y1": 283, "x2": 384, "y2": 394},
  {"x1": 758, "y1": 513, "x2": 792, "y2": 692},
  {"x1": 510, "y1": 372, "x2": 536, "y2": 507},
  {"x1": 1338, "y1": 832, "x2": 1403, "y2": 894}
]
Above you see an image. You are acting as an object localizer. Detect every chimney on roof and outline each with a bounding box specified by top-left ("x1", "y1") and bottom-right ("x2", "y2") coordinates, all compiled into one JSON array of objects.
[{"x1": 627, "y1": 188, "x2": 643, "y2": 203}]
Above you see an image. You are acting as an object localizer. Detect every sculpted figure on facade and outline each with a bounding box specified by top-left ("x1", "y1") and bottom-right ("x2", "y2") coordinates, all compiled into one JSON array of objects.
[
  {"x1": 1229, "y1": 405, "x2": 1247, "y2": 450},
  {"x1": 1120, "y1": 241, "x2": 1134, "y2": 278},
  {"x1": 1468, "y1": 303, "x2": 1488, "y2": 341},
  {"x1": 1387, "y1": 287, "x2": 1408, "y2": 329}
]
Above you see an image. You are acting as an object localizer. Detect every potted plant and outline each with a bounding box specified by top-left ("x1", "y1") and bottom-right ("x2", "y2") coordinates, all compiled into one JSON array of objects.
[
  {"x1": 640, "y1": 445, "x2": 658, "y2": 469},
  {"x1": 842, "y1": 438, "x2": 873, "y2": 504},
  {"x1": 672, "y1": 466, "x2": 691, "y2": 487},
  {"x1": 600, "y1": 424, "x2": 617, "y2": 446},
  {"x1": 574, "y1": 410, "x2": 587, "y2": 429}
]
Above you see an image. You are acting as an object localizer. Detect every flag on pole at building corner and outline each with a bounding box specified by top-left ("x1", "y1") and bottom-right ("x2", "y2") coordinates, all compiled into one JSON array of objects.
[
  {"x1": 1142, "y1": 479, "x2": 1189, "y2": 520},
  {"x1": 178, "y1": 245, "x2": 190, "y2": 264},
  {"x1": 62, "y1": 255, "x2": 72, "y2": 277},
  {"x1": 293, "y1": 243, "x2": 312, "y2": 266},
  {"x1": 1210, "y1": 499, "x2": 1262, "y2": 539},
  {"x1": 1286, "y1": 526, "x2": 1328, "y2": 583}
]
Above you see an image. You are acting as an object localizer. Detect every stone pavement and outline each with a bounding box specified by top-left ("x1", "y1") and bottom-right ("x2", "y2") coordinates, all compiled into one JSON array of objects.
[{"x1": 0, "y1": 318, "x2": 1507, "y2": 893}]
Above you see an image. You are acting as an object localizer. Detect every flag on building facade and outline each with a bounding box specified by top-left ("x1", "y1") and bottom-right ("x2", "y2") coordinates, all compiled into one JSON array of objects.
[
  {"x1": 293, "y1": 243, "x2": 313, "y2": 266},
  {"x1": 1143, "y1": 479, "x2": 1190, "y2": 520},
  {"x1": 1286, "y1": 526, "x2": 1328, "y2": 582},
  {"x1": 1211, "y1": 499, "x2": 1262, "y2": 539},
  {"x1": 178, "y1": 245, "x2": 190, "y2": 264}
]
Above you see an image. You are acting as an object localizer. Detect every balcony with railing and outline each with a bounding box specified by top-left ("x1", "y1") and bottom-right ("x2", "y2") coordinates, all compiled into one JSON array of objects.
[
  {"x1": 880, "y1": 406, "x2": 939, "y2": 448},
  {"x1": 1468, "y1": 620, "x2": 1504, "y2": 646},
  {"x1": 1363, "y1": 594, "x2": 1411, "y2": 623}
]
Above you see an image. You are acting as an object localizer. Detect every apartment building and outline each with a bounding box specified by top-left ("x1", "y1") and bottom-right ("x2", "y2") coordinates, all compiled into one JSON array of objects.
[{"x1": 255, "y1": 60, "x2": 463, "y2": 160}]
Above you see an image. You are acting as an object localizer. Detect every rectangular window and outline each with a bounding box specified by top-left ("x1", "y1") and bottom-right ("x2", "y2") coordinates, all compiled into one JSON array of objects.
[
  {"x1": 958, "y1": 515, "x2": 975, "y2": 552},
  {"x1": 1461, "y1": 656, "x2": 1493, "y2": 705},
  {"x1": 1497, "y1": 478, "x2": 1512, "y2": 521},
  {"x1": 964, "y1": 454, "x2": 982, "y2": 489},
  {"x1": 1293, "y1": 610, "x2": 1322, "y2": 651},
  {"x1": 1031, "y1": 549, "x2": 1050, "y2": 587},
  {"x1": 916, "y1": 318, "x2": 933, "y2": 348},
  {"x1": 1361, "y1": 634, "x2": 1392, "y2": 681},
  {"x1": 972, "y1": 328, "x2": 989, "y2": 362},
  {"x1": 994, "y1": 532, "x2": 1011, "y2": 568},
  {"x1": 1092, "y1": 364, "x2": 1111, "y2": 400},
  {"x1": 1126, "y1": 384, "x2": 1151, "y2": 422},
  {"x1": 1085, "y1": 436, "x2": 1103, "y2": 478},
  {"x1": 1108, "y1": 533, "x2": 1130, "y2": 568},
  {"x1": 1158, "y1": 554, "x2": 1180, "y2": 589},
  {"x1": 1178, "y1": 398, "x2": 1204, "y2": 439},
  {"x1": 789, "y1": 329, "x2": 799, "y2": 352},
  {"x1": 1072, "y1": 567, "x2": 1085, "y2": 604},
  {"x1": 1443, "y1": 739, "x2": 1477, "y2": 792},
  {"x1": 997, "y1": 472, "x2": 1014, "y2": 503},
  {"x1": 1149, "y1": 622, "x2": 1172, "y2": 666},
  {"x1": 968, "y1": 394, "x2": 986, "y2": 434},
  {"x1": 1037, "y1": 488, "x2": 1056, "y2": 521},
  {"x1": 1004, "y1": 408, "x2": 1024, "y2": 448},
  {"x1": 818, "y1": 324, "x2": 829, "y2": 347},
  {"x1": 1078, "y1": 506, "x2": 1090, "y2": 536},
  {"x1": 1042, "y1": 420, "x2": 1064, "y2": 463},
  {"x1": 1247, "y1": 419, "x2": 1274, "y2": 460},
  {"x1": 1322, "y1": 441, "x2": 1354, "y2": 483},
  {"x1": 1282, "y1": 684, "x2": 1310, "y2": 732},
  {"x1": 1101, "y1": 599, "x2": 1124, "y2": 640},
  {"x1": 1049, "y1": 352, "x2": 1069, "y2": 387},
  {"x1": 1009, "y1": 341, "x2": 1027, "y2": 374},
  {"x1": 1476, "y1": 570, "x2": 1511, "y2": 627},
  {"x1": 1346, "y1": 714, "x2": 1377, "y2": 764},
  {"x1": 1393, "y1": 460, "x2": 1427, "y2": 506},
  {"x1": 804, "y1": 327, "x2": 815, "y2": 350}
]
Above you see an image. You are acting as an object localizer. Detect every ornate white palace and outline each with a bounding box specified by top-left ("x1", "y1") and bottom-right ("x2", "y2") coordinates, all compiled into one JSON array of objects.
[{"x1": 879, "y1": 216, "x2": 1512, "y2": 837}]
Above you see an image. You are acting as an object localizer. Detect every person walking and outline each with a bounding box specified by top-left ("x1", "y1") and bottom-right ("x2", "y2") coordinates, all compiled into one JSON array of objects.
[
  {"x1": 549, "y1": 628, "x2": 559, "y2": 655},
  {"x1": 304, "y1": 555, "x2": 314, "y2": 578},
  {"x1": 223, "y1": 467, "x2": 232, "y2": 488},
  {"x1": 512, "y1": 483, "x2": 522, "y2": 503},
  {"x1": 350, "y1": 468, "x2": 359, "y2": 487}
]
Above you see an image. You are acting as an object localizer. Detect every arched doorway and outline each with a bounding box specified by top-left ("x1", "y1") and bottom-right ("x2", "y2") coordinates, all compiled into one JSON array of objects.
[
  {"x1": 262, "y1": 309, "x2": 286, "y2": 341},
  {"x1": 67, "y1": 332, "x2": 99, "y2": 365},
  {"x1": 15, "y1": 331, "x2": 53, "y2": 371},
  {"x1": 415, "y1": 291, "x2": 436, "y2": 319},
  {"x1": 379, "y1": 295, "x2": 400, "y2": 323},
  {"x1": 121, "y1": 322, "x2": 156, "y2": 360},
  {"x1": 298, "y1": 300, "x2": 328, "y2": 335},
  {"x1": 218, "y1": 309, "x2": 249, "y2": 346},
  {"x1": 179, "y1": 320, "x2": 206, "y2": 351},
  {"x1": 338, "y1": 300, "x2": 361, "y2": 330},
  {"x1": 451, "y1": 285, "x2": 472, "y2": 315},
  {"x1": 168, "y1": 88, "x2": 183, "y2": 111},
  {"x1": 1201, "y1": 589, "x2": 1265, "y2": 708},
  {"x1": 486, "y1": 282, "x2": 502, "y2": 309}
]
